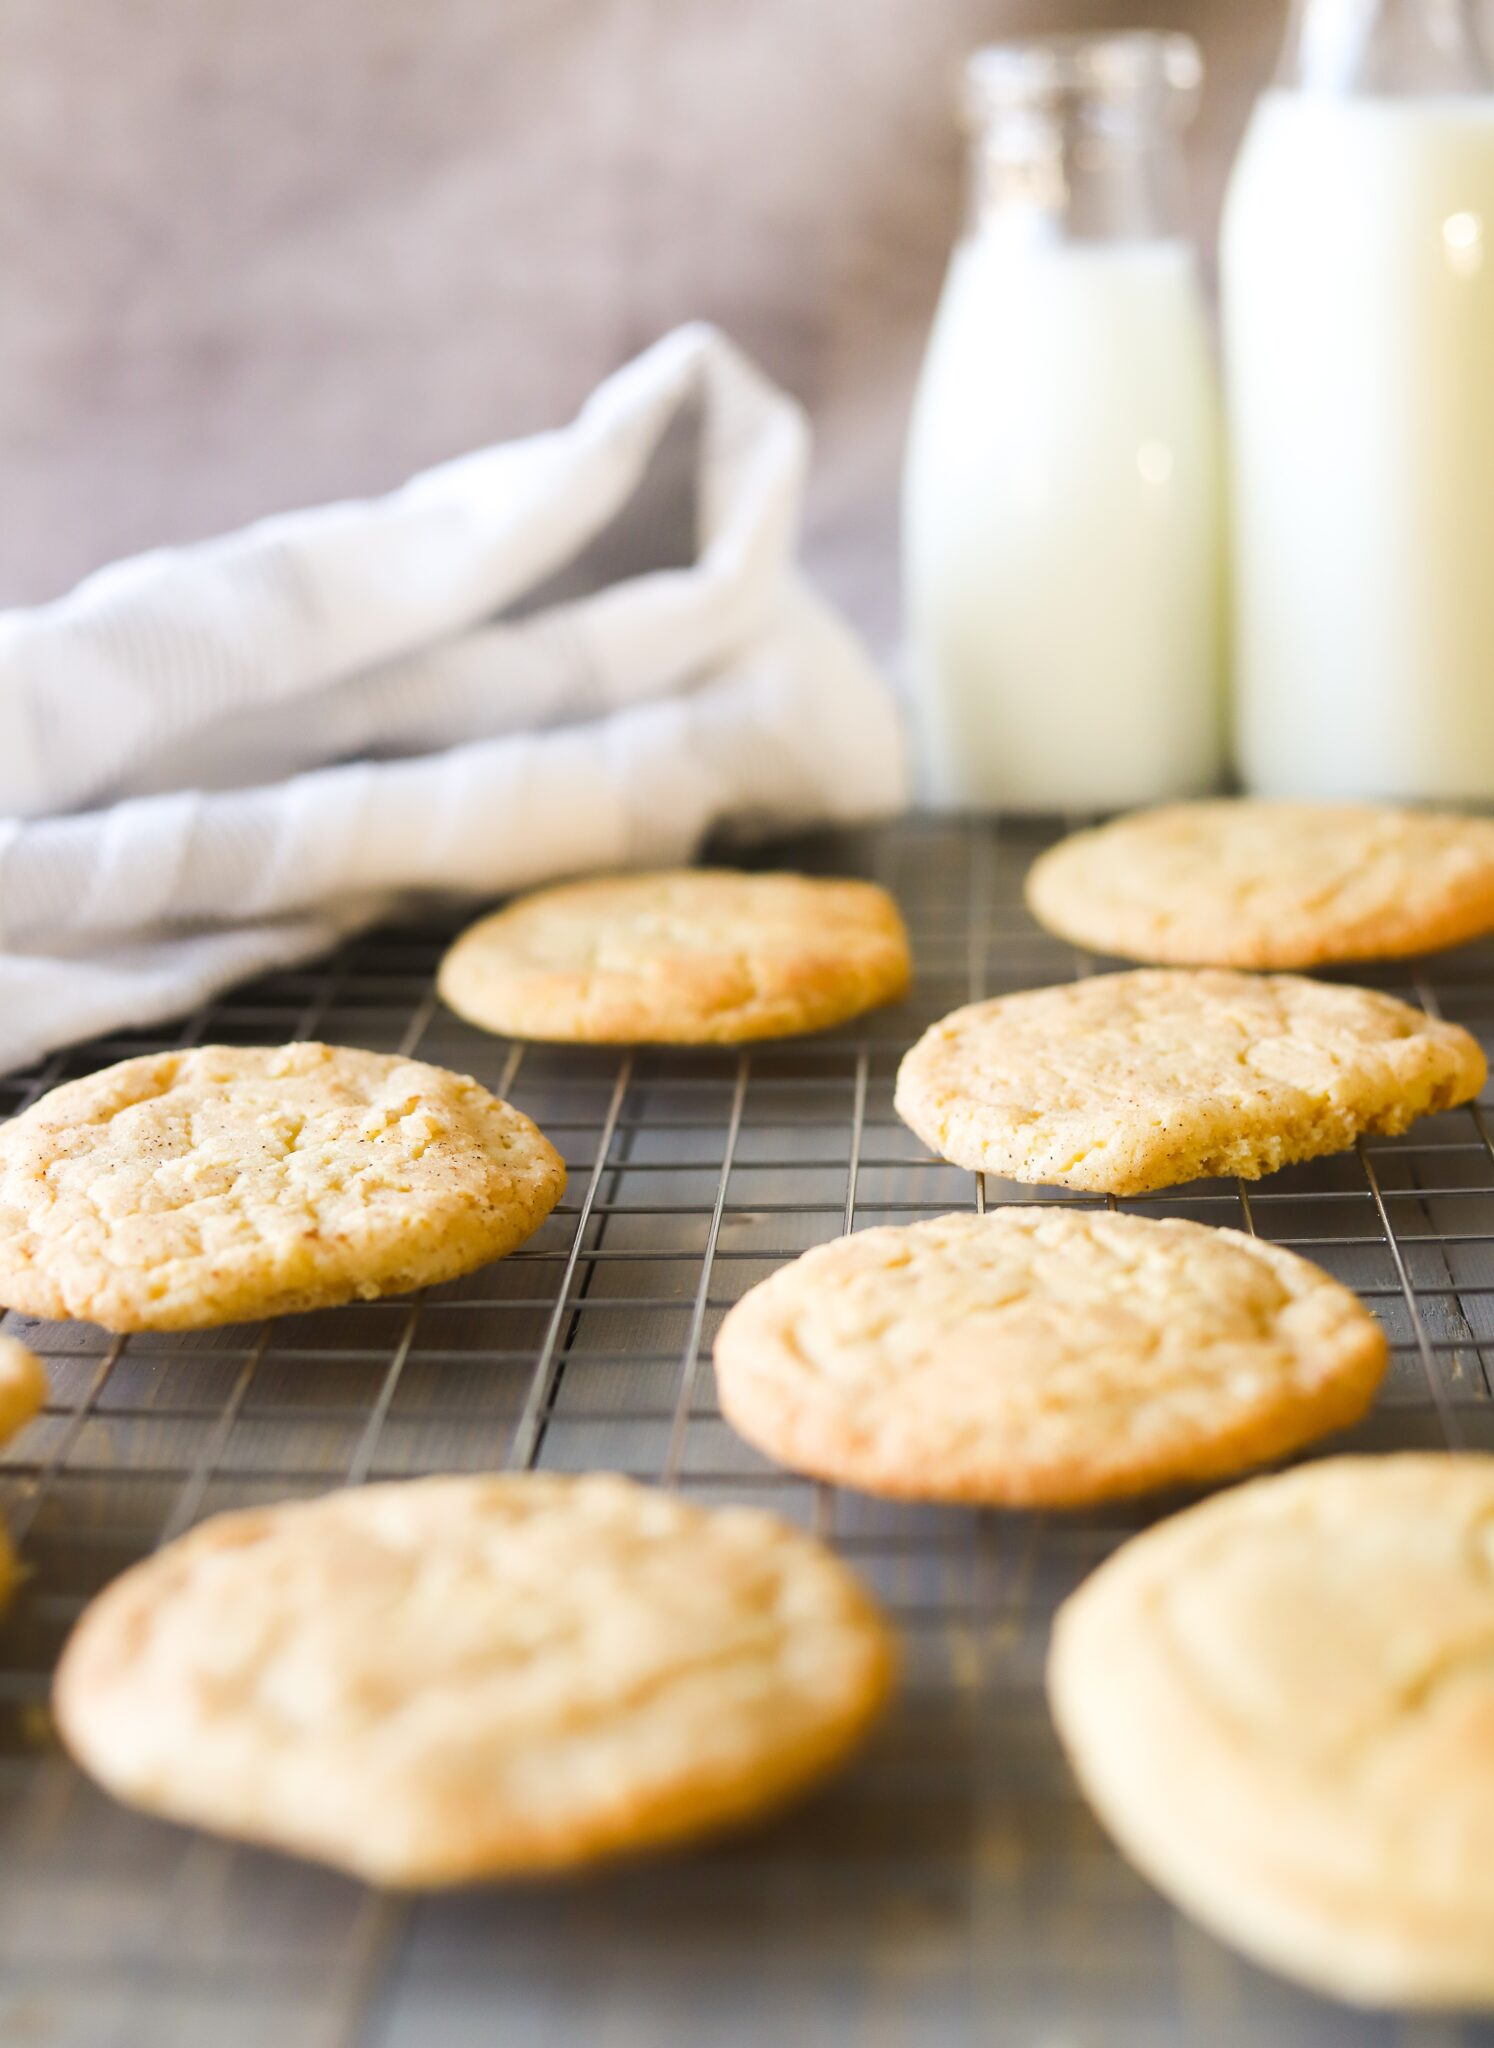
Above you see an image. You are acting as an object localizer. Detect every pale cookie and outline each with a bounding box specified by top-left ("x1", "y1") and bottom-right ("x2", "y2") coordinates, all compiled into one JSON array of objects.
[
  {"x1": 0, "y1": 1335, "x2": 47, "y2": 1609},
  {"x1": 1049, "y1": 1455, "x2": 1494, "y2": 2008},
  {"x1": 437, "y1": 869, "x2": 911, "y2": 1043},
  {"x1": 0, "y1": 1044, "x2": 565, "y2": 1332},
  {"x1": 1026, "y1": 800, "x2": 1494, "y2": 968},
  {"x1": 54, "y1": 1473, "x2": 896, "y2": 1886},
  {"x1": 895, "y1": 969, "x2": 1485, "y2": 1195},
  {"x1": 714, "y1": 1210, "x2": 1386, "y2": 1507}
]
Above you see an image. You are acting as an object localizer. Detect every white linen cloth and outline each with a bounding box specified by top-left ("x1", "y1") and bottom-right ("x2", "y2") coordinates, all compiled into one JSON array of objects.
[{"x1": 0, "y1": 324, "x2": 906, "y2": 1074}]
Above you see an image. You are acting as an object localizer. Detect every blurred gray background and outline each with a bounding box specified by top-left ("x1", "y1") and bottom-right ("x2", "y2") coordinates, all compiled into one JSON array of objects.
[{"x1": 0, "y1": 0, "x2": 1333, "y2": 643}]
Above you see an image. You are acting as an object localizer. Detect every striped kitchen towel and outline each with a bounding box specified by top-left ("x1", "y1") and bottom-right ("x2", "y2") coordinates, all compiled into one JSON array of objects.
[{"x1": 0, "y1": 324, "x2": 905, "y2": 1073}]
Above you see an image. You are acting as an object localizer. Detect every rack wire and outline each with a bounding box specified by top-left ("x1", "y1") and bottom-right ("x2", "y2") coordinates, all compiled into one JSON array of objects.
[{"x1": 1, "y1": 815, "x2": 1493, "y2": 2048}]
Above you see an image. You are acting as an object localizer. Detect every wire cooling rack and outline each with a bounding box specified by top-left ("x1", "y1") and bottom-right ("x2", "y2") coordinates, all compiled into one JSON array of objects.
[{"x1": 3, "y1": 814, "x2": 1494, "y2": 2048}]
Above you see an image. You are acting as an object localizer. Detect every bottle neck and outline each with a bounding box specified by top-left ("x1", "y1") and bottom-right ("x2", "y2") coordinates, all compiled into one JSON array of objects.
[
  {"x1": 968, "y1": 111, "x2": 1188, "y2": 247},
  {"x1": 1276, "y1": 0, "x2": 1491, "y2": 93}
]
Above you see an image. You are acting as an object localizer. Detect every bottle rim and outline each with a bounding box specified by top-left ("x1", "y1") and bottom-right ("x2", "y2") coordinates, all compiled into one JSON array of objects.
[{"x1": 961, "y1": 32, "x2": 1204, "y2": 129}]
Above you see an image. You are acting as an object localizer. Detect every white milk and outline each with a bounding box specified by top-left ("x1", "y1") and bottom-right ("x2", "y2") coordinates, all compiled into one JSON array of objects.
[
  {"x1": 902, "y1": 237, "x2": 1223, "y2": 812},
  {"x1": 1222, "y1": 92, "x2": 1494, "y2": 799}
]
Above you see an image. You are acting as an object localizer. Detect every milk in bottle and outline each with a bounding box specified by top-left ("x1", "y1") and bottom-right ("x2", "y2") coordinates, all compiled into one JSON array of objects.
[
  {"x1": 903, "y1": 35, "x2": 1223, "y2": 812},
  {"x1": 1222, "y1": 0, "x2": 1494, "y2": 798}
]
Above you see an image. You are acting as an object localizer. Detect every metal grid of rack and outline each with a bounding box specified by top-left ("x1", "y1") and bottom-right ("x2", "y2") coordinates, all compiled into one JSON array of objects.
[{"x1": 2, "y1": 814, "x2": 1493, "y2": 2048}]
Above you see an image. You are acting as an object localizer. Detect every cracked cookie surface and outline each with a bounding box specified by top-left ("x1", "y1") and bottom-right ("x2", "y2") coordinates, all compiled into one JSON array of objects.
[
  {"x1": 895, "y1": 969, "x2": 1485, "y2": 1195},
  {"x1": 1049, "y1": 1455, "x2": 1494, "y2": 2007},
  {"x1": 437, "y1": 869, "x2": 911, "y2": 1044},
  {"x1": 1026, "y1": 800, "x2": 1494, "y2": 968},
  {"x1": 0, "y1": 1043, "x2": 565, "y2": 1331},
  {"x1": 55, "y1": 1473, "x2": 896, "y2": 1885},
  {"x1": 714, "y1": 1210, "x2": 1386, "y2": 1505}
]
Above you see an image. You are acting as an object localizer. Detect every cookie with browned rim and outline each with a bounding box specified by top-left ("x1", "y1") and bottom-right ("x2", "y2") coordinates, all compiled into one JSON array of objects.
[
  {"x1": 0, "y1": 1044, "x2": 565, "y2": 1331},
  {"x1": 438, "y1": 869, "x2": 911, "y2": 1043},
  {"x1": 715, "y1": 1209, "x2": 1386, "y2": 1505},
  {"x1": 1027, "y1": 800, "x2": 1494, "y2": 968},
  {"x1": 895, "y1": 969, "x2": 1484, "y2": 1195}
]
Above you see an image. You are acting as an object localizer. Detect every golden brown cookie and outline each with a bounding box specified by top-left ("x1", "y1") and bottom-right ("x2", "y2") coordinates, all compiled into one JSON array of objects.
[
  {"x1": 1026, "y1": 800, "x2": 1494, "y2": 967},
  {"x1": 0, "y1": 1335, "x2": 47, "y2": 1609},
  {"x1": 437, "y1": 869, "x2": 911, "y2": 1043},
  {"x1": 0, "y1": 1335, "x2": 47, "y2": 1444},
  {"x1": 895, "y1": 969, "x2": 1484, "y2": 1195},
  {"x1": 54, "y1": 1474, "x2": 895, "y2": 1886},
  {"x1": 0, "y1": 1044, "x2": 565, "y2": 1331},
  {"x1": 1049, "y1": 1455, "x2": 1494, "y2": 2008},
  {"x1": 714, "y1": 1209, "x2": 1386, "y2": 1505}
]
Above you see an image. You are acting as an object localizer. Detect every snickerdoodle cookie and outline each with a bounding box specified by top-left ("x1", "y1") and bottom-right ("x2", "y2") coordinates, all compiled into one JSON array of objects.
[
  {"x1": 0, "y1": 1043, "x2": 565, "y2": 1331},
  {"x1": 0, "y1": 1335, "x2": 47, "y2": 1607},
  {"x1": 714, "y1": 1209, "x2": 1385, "y2": 1505},
  {"x1": 1050, "y1": 1455, "x2": 1494, "y2": 2007},
  {"x1": 438, "y1": 870, "x2": 911, "y2": 1043},
  {"x1": 1027, "y1": 801, "x2": 1494, "y2": 967},
  {"x1": 0, "y1": 1334, "x2": 46, "y2": 1444},
  {"x1": 895, "y1": 970, "x2": 1484, "y2": 1195},
  {"x1": 55, "y1": 1474, "x2": 895, "y2": 1885}
]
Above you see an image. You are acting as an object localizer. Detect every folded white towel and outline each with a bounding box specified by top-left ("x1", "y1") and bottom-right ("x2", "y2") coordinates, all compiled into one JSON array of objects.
[{"x1": 0, "y1": 324, "x2": 906, "y2": 1074}]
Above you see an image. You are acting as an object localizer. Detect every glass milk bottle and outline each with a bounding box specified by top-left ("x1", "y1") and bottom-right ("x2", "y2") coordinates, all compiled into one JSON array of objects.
[
  {"x1": 903, "y1": 34, "x2": 1223, "y2": 813},
  {"x1": 1222, "y1": 0, "x2": 1494, "y2": 799}
]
